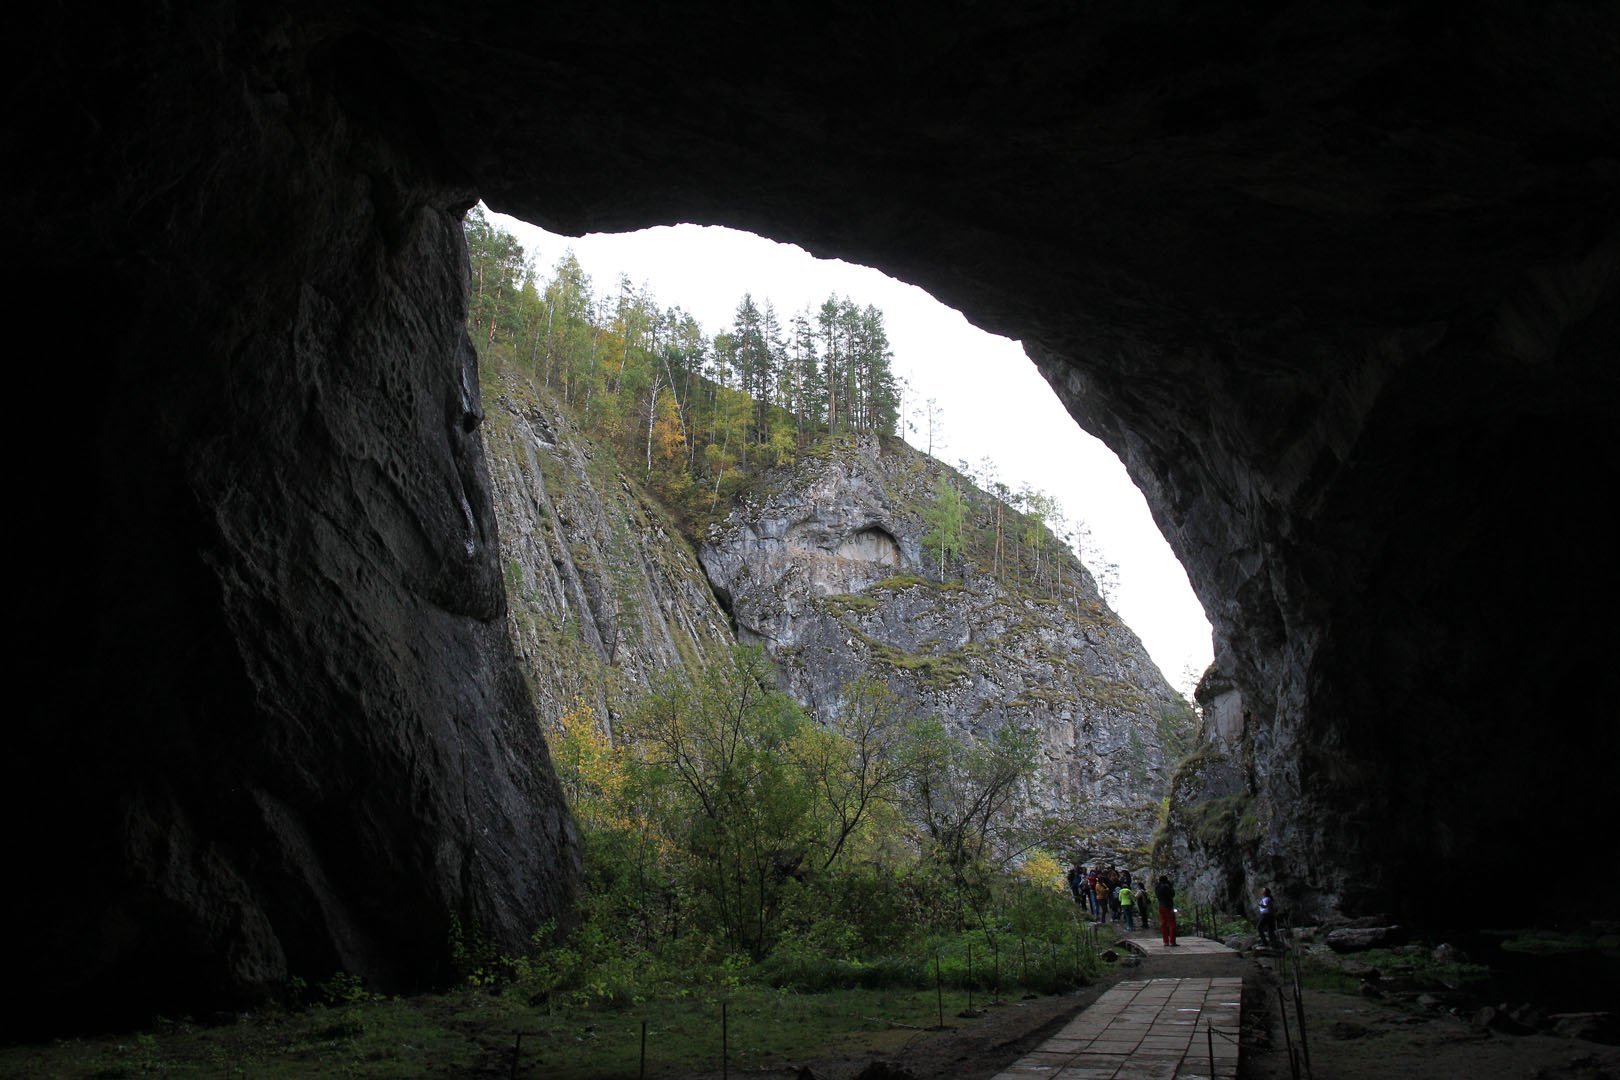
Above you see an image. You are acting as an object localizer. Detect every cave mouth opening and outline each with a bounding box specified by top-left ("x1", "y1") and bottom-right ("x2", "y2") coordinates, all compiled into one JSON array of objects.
[{"x1": 478, "y1": 209, "x2": 1214, "y2": 696}]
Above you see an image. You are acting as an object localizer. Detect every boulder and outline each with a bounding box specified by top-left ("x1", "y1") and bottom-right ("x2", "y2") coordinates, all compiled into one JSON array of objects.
[{"x1": 1326, "y1": 926, "x2": 1406, "y2": 953}]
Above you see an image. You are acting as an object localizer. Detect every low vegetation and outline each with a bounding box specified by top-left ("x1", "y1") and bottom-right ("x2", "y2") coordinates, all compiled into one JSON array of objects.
[{"x1": 6, "y1": 646, "x2": 1113, "y2": 1077}]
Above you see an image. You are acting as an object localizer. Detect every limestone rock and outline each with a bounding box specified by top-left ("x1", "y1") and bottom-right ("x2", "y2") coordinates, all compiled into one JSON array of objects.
[
  {"x1": 482, "y1": 373, "x2": 734, "y2": 727},
  {"x1": 698, "y1": 435, "x2": 1194, "y2": 850},
  {"x1": 1326, "y1": 926, "x2": 1407, "y2": 953}
]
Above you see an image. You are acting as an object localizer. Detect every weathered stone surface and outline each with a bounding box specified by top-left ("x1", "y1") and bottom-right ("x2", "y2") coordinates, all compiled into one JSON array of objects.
[
  {"x1": 9, "y1": 0, "x2": 1620, "y2": 1034},
  {"x1": 9, "y1": 2, "x2": 580, "y2": 1033},
  {"x1": 699, "y1": 436, "x2": 1193, "y2": 853},
  {"x1": 482, "y1": 372, "x2": 734, "y2": 727},
  {"x1": 1327, "y1": 926, "x2": 1407, "y2": 953},
  {"x1": 1550, "y1": 1012, "x2": 1619, "y2": 1043}
]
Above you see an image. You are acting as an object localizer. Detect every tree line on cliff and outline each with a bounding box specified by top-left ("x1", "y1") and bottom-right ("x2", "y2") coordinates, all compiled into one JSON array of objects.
[{"x1": 465, "y1": 206, "x2": 900, "y2": 524}]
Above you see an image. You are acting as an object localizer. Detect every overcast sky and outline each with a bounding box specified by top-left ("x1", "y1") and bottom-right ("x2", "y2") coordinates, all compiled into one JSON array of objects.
[{"x1": 483, "y1": 209, "x2": 1213, "y2": 697}]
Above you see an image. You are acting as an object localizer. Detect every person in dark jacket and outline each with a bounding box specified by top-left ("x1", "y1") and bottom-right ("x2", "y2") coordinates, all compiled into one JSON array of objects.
[
  {"x1": 1067, "y1": 863, "x2": 1087, "y2": 906},
  {"x1": 1154, "y1": 875, "x2": 1178, "y2": 946}
]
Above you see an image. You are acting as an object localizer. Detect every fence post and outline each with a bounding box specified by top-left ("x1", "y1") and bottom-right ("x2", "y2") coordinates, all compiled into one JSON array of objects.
[
  {"x1": 966, "y1": 944, "x2": 974, "y2": 1013},
  {"x1": 1278, "y1": 987, "x2": 1298, "y2": 1080},
  {"x1": 1291, "y1": 951, "x2": 1312, "y2": 1079}
]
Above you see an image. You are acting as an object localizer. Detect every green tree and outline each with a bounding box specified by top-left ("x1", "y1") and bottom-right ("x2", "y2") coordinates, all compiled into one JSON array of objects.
[
  {"x1": 464, "y1": 205, "x2": 529, "y2": 348},
  {"x1": 620, "y1": 647, "x2": 814, "y2": 959},
  {"x1": 899, "y1": 718, "x2": 1076, "y2": 926},
  {"x1": 921, "y1": 475, "x2": 966, "y2": 581},
  {"x1": 792, "y1": 678, "x2": 911, "y2": 872}
]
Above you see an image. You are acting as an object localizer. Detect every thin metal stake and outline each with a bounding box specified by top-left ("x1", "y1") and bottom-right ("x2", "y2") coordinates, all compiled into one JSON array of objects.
[
  {"x1": 935, "y1": 953, "x2": 944, "y2": 1028},
  {"x1": 1207, "y1": 1020, "x2": 1215, "y2": 1079},
  {"x1": 1292, "y1": 958, "x2": 1312, "y2": 1079},
  {"x1": 722, "y1": 1001, "x2": 728, "y2": 1080},
  {"x1": 1278, "y1": 987, "x2": 1298, "y2": 1080},
  {"x1": 510, "y1": 1031, "x2": 522, "y2": 1080},
  {"x1": 967, "y1": 944, "x2": 974, "y2": 1013},
  {"x1": 640, "y1": 1019, "x2": 647, "y2": 1080}
]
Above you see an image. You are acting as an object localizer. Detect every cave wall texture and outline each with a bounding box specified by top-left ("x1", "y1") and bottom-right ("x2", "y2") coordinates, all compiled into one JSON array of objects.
[{"x1": 6, "y1": 0, "x2": 1617, "y2": 1031}]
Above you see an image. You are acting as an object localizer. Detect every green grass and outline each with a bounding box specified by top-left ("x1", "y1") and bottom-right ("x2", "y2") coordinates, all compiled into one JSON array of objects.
[
  {"x1": 0, "y1": 986, "x2": 993, "y2": 1079},
  {"x1": 1291, "y1": 943, "x2": 1492, "y2": 995}
]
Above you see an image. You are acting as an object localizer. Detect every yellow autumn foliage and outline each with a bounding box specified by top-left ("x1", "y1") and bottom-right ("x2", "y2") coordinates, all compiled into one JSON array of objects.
[{"x1": 1018, "y1": 850, "x2": 1068, "y2": 893}]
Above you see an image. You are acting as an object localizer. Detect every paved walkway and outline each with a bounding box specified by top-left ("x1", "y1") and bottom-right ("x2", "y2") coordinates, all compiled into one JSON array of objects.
[
  {"x1": 991, "y1": 937, "x2": 1242, "y2": 1080},
  {"x1": 1118, "y1": 933, "x2": 1232, "y2": 958}
]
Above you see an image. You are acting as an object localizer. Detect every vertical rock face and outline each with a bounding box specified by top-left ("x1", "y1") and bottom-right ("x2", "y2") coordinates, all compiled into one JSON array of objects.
[
  {"x1": 480, "y1": 371, "x2": 735, "y2": 726},
  {"x1": 10, "y1": 4, "x2": 577, "y2": 1032},
  {"x1": 699, "y1": 436, "x2": 1194, "y2": 854}
]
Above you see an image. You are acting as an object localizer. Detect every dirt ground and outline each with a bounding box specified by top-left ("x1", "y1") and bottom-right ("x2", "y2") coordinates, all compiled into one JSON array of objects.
[
  {"x1": 1238, "y1": 954, "x2": 1620, "y2": 1080},
  {"x1": 669, "y1": 946, "x2": 1620, "y2": 1080}
]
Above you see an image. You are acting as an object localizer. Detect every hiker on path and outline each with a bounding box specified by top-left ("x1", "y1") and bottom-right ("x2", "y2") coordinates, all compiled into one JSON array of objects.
[
  {"x1": 1256, "y1": 886, "x2": 1279, "y2": 947},
  {"x1": 1067, "y1": 862, "x2": 1086, "y2": 907},
  {"x1": 1118, "y1": 881, "x2": 1136, "y2": 931},
  {"x1": 1154, "y1": 875, "x2": 1178, "y2": 946}
]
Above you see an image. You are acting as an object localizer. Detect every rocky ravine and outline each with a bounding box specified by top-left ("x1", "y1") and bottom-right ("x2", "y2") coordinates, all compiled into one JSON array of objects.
[{"x1": 699, "y1": 434, "x2": 1196, "y2": 855}]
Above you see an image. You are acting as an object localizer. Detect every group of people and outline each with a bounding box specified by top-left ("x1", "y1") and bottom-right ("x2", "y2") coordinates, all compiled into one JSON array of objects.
[
  {"x1": 1067, "y1": 859, "x2": 1280, "y2": 951},
  {"x1": 1069, "y1": 854, "x2": 1283, "y2": 952},
  {"x1": 1065, "y1": 863, "x2": 1180, "y2": 945}
]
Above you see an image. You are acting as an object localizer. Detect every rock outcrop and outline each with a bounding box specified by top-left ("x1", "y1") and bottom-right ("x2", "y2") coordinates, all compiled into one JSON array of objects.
[
  {"x1": 700, "y1": 435, "x2": 1194, "y2": 853},
  {"x1": 9, "y1": 6, "x2": 582, "y2": 1033},
  {"x1": 482, "y1": 370, "x2": 734, "y2": 726}
]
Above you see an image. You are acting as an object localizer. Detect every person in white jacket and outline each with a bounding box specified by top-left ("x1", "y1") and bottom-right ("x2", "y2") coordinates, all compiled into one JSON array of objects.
[{"x1": 1256, "y1": 886, "x2": 1279, "y2": 947}]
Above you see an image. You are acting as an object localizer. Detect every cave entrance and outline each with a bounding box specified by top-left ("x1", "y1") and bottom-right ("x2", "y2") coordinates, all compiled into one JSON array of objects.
[{"x1": 479, "y1": 210, "x2": 1212, "y2": 695}]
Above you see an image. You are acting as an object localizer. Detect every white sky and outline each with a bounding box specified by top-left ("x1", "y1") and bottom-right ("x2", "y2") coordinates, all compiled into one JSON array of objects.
[{"x1": 484, "y1": 210, "x2": 1213, "y2": 697}]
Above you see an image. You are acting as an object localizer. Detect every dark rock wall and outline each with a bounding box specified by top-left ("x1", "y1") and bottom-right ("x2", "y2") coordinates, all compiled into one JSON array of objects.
[
  {"x1": 9, "y1": 2, "x2": 576, "y2": 1033},
  {"x1": 8, "y1": 0, "x2": 1619, "y2": 1030}
]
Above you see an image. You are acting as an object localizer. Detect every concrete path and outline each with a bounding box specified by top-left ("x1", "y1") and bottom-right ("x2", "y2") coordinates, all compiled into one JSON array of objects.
[
  {"x1": 1118, "y1": 933, "x2": 1232, "y2": 958},
  {"x1": 991, "y1": 937, "x2": 1242, "y2": 1080}
]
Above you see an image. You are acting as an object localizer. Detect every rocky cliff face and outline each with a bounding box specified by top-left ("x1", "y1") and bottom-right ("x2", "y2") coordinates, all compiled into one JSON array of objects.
[
  {"x1": 699, "y1": 435, "x2": 1194, "y2": 856},
  {"x1": 481, "y1": 370, "x2": 734, "y2": 727},
  {"x1": 8, "y1": 6, "x2": 581, "y2": 1034}
]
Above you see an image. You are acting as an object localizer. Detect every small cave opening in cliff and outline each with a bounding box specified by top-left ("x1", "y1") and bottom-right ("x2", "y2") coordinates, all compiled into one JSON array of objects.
[{"x1": 837, "y1": 525, "x2": 902, "y2": 566}]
